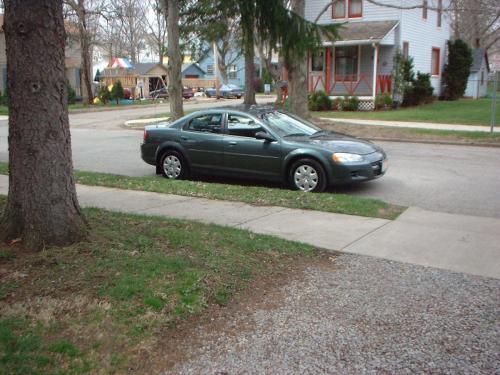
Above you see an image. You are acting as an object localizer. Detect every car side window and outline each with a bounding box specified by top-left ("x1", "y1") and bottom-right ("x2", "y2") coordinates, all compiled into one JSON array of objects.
[
  {"x1": 186, "y1": 113, "x2": 222, "y2": 134},
  {"x1": 227, "y1": 113, "x2": 264, "y2": 138}
]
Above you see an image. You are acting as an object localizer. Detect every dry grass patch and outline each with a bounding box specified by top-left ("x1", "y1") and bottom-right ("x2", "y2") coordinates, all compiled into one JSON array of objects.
[{"x1": 0, "y1": 196, "x2": 318, "y2": 374}]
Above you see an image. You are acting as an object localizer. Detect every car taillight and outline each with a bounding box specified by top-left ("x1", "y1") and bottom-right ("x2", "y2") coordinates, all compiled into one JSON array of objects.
[{"x1": 143, "y1": 129, "x2": 149, "y2": 142}]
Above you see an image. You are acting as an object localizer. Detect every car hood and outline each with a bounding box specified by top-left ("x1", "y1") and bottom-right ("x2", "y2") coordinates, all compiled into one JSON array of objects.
[{"x1": 287, "y1": 132, "x2": 381, "y2": 155}]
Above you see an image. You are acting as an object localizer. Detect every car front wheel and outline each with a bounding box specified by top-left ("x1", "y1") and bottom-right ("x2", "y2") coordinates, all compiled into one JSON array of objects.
[
  {"x1": 289, "y1": 158, "x2": 327, "y2": 192},
  {"x1": 160, "y1": 150, "x2": 187, "y2": 180}
]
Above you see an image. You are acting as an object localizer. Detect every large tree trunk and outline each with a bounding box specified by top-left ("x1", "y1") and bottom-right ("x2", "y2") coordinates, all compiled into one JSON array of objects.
[
  {"x1": 166, "y1": 0, "x2": 184, "y2": 119},
  {"x1": 243, "y1": 35, "x2": 256, "y2": 105},
  {"x1": 0, "y1": 0, "x2": 87, "y2": 250},
  {"x1": 287, "y1": 0, "x2": 309, "y2": 118}
]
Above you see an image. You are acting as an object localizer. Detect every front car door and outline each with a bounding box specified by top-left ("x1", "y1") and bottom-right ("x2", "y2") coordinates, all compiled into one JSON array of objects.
[
  {"x1": 223, "y1": 112, "x2": 282, "y2": 178},
  {"x1": 180, "y1": 112, "x2": 224, "y2": 170}
]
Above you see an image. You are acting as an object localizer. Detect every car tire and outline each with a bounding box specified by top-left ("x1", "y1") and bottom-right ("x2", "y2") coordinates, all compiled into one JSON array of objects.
[
  {"x1": 160, "y1": 150, "x2": 188, "y2": 180},
  {"x1": 289, "y1": 158, "x2": 327, "y2": 192}
]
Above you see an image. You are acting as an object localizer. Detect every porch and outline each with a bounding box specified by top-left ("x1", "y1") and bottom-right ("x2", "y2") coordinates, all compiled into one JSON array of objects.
[{"x1": 308, "y1": 20, "x2": 399, "y2": 109}]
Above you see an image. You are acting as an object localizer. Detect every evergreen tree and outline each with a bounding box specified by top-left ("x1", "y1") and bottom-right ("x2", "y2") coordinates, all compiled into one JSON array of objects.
[
  {"x1": 111, "y1": 80, "x2": 125, "y2": 104},
  {"x1": 94, "y1": 69, "x2": 101, "y2": 82},
  {"x1": 442, "y1": 39, "x2": 473, "y2": 100}
]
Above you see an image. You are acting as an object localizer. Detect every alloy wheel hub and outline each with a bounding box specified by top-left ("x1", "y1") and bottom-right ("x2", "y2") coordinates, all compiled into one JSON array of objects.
[
  {"x1": 294, "y1": 165, "x2": 318, "y2": 192},
  {"x1": 163, "y1": 155, "x2": 181, "y2": 179}
]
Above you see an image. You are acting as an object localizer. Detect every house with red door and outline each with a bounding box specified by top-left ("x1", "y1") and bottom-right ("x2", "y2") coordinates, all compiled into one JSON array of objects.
[{"x1": 304, "y1": 0, "x2": 451, "y2": 108}]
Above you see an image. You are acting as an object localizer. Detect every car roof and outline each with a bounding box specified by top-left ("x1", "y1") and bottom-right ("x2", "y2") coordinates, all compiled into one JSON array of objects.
[{"x1": 194, "y1": 105, "x2": 280, "y2": 118}]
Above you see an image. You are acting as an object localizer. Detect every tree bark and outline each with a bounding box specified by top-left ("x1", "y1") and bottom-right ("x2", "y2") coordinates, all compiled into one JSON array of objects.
[
  {"x1": 287, "y1": 0, "x2": 310, "y2": 118},
  {"x1": 165, "y1": 0, "x2": 184, "y2": 119},
  {"x1": 243, "y1": 33, "x2": 256, "y2": 105},
  {"x1": 0, "y1": 0, "x2": 88, "y2": 250},
  {"x1": 79, "y1": 24, "x2": 94, "y2": 104}
]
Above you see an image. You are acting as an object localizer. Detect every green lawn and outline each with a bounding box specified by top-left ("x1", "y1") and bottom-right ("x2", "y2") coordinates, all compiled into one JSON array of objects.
[
  {"x1": 314, "y1": 99, "x2": 499, "y2": 126},
  {"x1": 0, "y1": 195, "x2": 319, "y2": 374},
  {"x1": 0, "y1": 163, "x2": 403, "y2": 220},
  {"x1": 0, "y1": 106, "x2": 8, "y2": 115}
]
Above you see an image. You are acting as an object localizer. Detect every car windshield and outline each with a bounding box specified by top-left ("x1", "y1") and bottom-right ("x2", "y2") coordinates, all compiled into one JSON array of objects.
[
  {"x1": 227, "y1": 84, "x2": 241, "y2": 89},
  {"x1": 262, "y1": 111, "x2": 322, "y2": 137}
]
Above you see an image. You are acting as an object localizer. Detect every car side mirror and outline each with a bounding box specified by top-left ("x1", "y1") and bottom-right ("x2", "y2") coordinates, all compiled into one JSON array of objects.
[{"x1": 255, "y1": 131, "x2": 276, "y2": 142}]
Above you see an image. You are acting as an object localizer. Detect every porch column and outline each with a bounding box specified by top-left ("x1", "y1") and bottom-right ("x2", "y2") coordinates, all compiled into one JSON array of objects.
[
  {"x1": 325, "y1": 47, "x2": 331, "y2": 94},
  {"x1": 372, "y1": 43, "x2": 379, "y2": 100}
]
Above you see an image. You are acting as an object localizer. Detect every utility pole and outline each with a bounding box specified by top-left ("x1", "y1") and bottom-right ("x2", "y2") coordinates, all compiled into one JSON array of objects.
[
  {"x1": 213, "y1": 42, "x2": 220, "y2": 99},
  {"x1": 491, "y1": 71, "x2": 498, "y2": 134}
]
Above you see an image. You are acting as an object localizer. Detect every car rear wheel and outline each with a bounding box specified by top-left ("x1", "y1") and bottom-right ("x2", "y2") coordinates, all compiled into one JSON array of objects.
[
  {"x1": 160, "y1": 150, "x2": 188, "y2": 180},
  {"x1": 289, "y1": 158, "x2": 327, "y2": 192}
]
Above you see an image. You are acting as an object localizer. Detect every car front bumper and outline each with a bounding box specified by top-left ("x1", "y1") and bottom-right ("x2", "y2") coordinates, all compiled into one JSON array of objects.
[{"x1": 328, "y1": 154, "x2": 388, "y2": 185}]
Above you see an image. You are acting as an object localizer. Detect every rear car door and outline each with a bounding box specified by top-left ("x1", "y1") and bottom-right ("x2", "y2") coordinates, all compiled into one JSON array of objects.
[
  {"x1": 180, "y1": 113, "x2": 224, "y2": 170},
  {"x1": 223, "y1": 112, "x2": 282, "y2": 177}
]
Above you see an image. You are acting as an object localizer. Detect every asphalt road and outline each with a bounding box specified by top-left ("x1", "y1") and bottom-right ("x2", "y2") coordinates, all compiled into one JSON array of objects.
[{"x1": 1, "y1": 105, "x2": 499, "y2": 218}]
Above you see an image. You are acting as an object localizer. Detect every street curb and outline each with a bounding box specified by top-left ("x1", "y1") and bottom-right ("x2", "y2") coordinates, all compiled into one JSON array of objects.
[
  {"x1": 317, "y1": 117, "x2": 498, "y2": 133},
  {"x1": 362, "y1": 137, "x2": 500, "y2": 148},
  {"x1": 68, "y1": 98, "x2": 219, "y2": 114},
  {"x1": 123, "y1": 117, "x2": 170, "y2": 130}
]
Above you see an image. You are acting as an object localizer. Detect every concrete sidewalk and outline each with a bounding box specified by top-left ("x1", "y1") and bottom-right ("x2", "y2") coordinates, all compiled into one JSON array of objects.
[
  {"x1": 0, "y1": 174, "x2": 498, "y2": 279},
  {"x1": 319, "y1": 117, "x2": 499, "y2": 133}
]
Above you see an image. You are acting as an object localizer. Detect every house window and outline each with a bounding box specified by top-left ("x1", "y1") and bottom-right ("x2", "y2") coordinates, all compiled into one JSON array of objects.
[
  {"x1": 348, "y1": 0, "x2": 362, "y2": 17},
  {"x1": 311, "y1": 50, "x2": 325, "y2": 72},
  {"x1": 402, "y1": 42, "x2": 409, "y2": 59},
  {"x1": 480, "y1": 70, "x2": 484, "y2": 85},
  {"x1": 207, "y1": 64, "x2": 214, "y2": 75},
  {"x1": 228, "y1": 65, "x2": 238, "y2": 79},
  {"x1": 332, "y1": 0, "x2": 346, "y2": 19},
  {"x1": 335, "y1": 46, "x2": 359, "y2": 81},
  {"x1": 332, "y1": 0, "x2": 362, "y2": 19},
  {"x1": 422, "y1": 0, "x2": 428, "y2": 19},
  {"x1": 437, "y1": 0, "x2": 442, "y2": 27},
  {"x1": 431, "y1": 47, "x2": 440, "y2": 75}
]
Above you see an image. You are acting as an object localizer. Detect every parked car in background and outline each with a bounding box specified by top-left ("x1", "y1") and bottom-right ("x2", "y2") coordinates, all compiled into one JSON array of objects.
[
  {"x1": 141, "y1": 106, "x2": 388, "y2": 192},
  {"x1": 182, "y1": 87, "x2": 194, "y2": 99},
  {"x1": 205, "y1": 84, "x2": 243, "y2": 99},
  {"x1": 149, "y1": 86, "x2": 195, "y2": 100}
]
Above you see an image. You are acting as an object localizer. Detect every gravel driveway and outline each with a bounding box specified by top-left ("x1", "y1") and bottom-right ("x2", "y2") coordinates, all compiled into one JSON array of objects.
[{"x1": 162, "y1": 254, "x2": 500, "y2": 375}]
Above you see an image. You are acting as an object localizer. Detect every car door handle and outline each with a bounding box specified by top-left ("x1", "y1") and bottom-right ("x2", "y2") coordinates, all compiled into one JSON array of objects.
[{"x1": 228, "y1": 141, "x2": 237, "y2": 145}]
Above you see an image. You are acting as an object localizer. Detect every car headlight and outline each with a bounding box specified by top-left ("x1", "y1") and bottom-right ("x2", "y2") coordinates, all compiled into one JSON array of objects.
[{"x1": 332, "y1": 152, "x2": 364, "y2": 163}]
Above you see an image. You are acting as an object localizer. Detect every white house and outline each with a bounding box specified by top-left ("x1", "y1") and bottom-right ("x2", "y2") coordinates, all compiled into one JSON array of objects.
[
  {"x1": 464, "y1": 49, "x2": 489, "y2": 99},
  {"x1": 304, "y1": 0, "x2": 451, "y2": 108}
]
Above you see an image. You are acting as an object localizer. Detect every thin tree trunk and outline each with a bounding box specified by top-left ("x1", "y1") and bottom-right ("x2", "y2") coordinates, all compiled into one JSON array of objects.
[
  {"x1": 287, "y1": 0, "x2": 309, "y2": 118},
  {"x1": 166, "y1": 0, "x2": 184, "y2": 119},
  {"x1": 243, "y1": 34, "x2": 256, "y2": 105},
  {"x1": 0, "y1": 0, "x2": 87, "y2": 250},
  {"x1": 80, "y1": 31, "x2": 94, "y2": 104},
  {"x1": 159, "y1": 42, "x2": 164, "y2": 64},
  {"x1": 219, "y1": 64, "x2": 229, "y2": 85}
]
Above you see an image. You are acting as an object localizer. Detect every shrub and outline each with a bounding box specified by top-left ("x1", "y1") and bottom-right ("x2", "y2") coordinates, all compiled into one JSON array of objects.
[
  {"x1": 308, "y1": 90, "x2": 332, "y2": 111},
  {"x1": 332, "y1": 97, "x2": 341, "y2": 111},
  {"x1": 375, "y1": 93, "x2": 393, "y2": 110},
  {"x1": 393, "y1": 53, "x2": 417, "y2": 105},
  {"x1": 0, "y1": 87, "x2": 9, "y2": 106},
  {"x1": 340, "y1": 96, "x2": 359, "y2": 111},
  {"x1": 98, "y1": 86, "x2": 111, "y2": 104},
  {"x1": 111, "y1": 80, "x2": 125, "y2": 104},
  {"x1": 66, "y1": 81, "x2": 76, "y2": 104},
  {"x1": 442, "y1": 39, "x2": 473, "y2": 100},
  {"x1": 402, "y1": 73, "x2": 434, "y2": 107}
]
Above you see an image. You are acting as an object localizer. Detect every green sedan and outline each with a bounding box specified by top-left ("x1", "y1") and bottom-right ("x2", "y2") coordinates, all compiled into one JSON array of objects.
[{"x1": 141, "y1": 106, "x2": 388, "y2": 192}]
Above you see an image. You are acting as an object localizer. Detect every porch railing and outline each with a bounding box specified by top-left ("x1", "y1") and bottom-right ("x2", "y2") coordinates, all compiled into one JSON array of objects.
[{"x1": 308, "y1": 73, "x2": 392, "y2": 96}]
